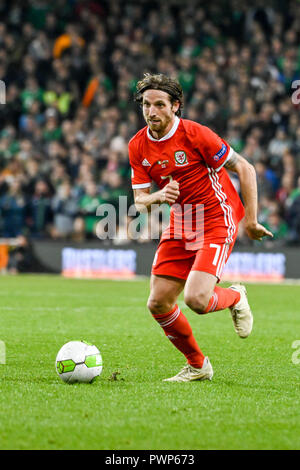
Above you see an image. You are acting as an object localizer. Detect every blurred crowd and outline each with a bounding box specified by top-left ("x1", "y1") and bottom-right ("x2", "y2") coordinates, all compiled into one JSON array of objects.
[{"x1": 1, "y1": 0, "x2": 300, "y2": 247}]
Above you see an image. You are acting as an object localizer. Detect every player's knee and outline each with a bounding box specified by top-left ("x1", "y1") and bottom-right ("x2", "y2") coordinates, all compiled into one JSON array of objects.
[
  {"x1": 147, "y1": 296, "x2": 171, "y2": 315},
  {"x1": 184, "y1": 292, "x2": 209, "y2": 314}
]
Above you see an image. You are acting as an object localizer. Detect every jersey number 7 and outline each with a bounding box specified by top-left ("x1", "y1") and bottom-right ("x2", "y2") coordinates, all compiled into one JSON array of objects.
[{"x1": 210, "y1": 243, "x2": 221, "y2": 266}]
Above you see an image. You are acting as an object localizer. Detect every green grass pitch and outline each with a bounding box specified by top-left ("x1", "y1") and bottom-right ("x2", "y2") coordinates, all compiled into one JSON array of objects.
[{"x1": 0, "y1": 274, "x2": 299, "y2": 450}]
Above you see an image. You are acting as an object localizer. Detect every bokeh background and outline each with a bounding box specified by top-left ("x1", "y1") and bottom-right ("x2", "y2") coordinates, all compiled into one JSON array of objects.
[{"x1": 1, "y1": 0, "x2": 300, "y2": 272}]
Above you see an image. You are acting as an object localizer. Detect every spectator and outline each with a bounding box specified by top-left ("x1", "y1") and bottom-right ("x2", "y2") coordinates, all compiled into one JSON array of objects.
[
  {"x1": 0, "y1": 0, "x2": 300, "y2": 245},
  {"x1": 51, "y1": 180, "x2": 78, "y2": 238},
  {"x1": 263, "y1": 212, "x2": 289, "y2": 246},
  {"x1": 28, "y1": 179, "x2": 53, "y2": 237},
  {"x1": 53, "y1": 24, "x2": 85, "y2": 59},
  {"x1": 255, "y1": 162, "x2": 275, "y2": 199},
  {"x1": 0, "y1": 179, "x2": 27, "y2": 237},
  {"x1": 268, "y1": 128, "x2": 291, "y2": 168},
  {"x1": 77, "y1": 181, "x2": 104, "y2": 238}
]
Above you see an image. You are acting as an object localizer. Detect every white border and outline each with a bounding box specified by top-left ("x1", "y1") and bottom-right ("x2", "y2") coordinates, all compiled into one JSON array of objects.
[
  {"x1": 214, "y1": 146, "x2": 234, "y2": 172},
  {"x1": 132, "y1": 182, "x2": 151, "y2": 189}
]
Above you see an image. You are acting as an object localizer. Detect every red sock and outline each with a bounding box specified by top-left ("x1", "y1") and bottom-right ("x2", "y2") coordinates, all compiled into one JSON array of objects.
[
  {"x1": 152, "y1": 305, "x2": 205, "y2": 368},
  {"x1": 204, "y1": 286, "x2": 240, "y2": 313}
]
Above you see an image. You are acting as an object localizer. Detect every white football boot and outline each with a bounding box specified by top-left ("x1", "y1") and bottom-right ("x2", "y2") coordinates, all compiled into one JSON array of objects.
[
  {"x1": 163, "y1": 357, "x2": 213, "y2": 382},
  {"x1": 229, "y1": 284, "x2": 253, "y2": 338}
]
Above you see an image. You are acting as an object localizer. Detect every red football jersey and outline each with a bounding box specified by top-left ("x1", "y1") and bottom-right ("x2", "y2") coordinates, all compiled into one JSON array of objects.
[{"x1": 128, "y1": 117, "x2": 245, "y2": 246}]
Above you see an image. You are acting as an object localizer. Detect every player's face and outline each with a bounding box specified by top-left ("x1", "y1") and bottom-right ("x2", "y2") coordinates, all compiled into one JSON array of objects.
[{"x1": 142, "y1": 89, "x2": 179, "y2": 138}]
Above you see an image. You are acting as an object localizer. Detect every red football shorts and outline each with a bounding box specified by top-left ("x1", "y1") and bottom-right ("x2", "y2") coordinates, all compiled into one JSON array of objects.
[{"x1": 151, "y1": 228, "x2": 238, "y2": 282}]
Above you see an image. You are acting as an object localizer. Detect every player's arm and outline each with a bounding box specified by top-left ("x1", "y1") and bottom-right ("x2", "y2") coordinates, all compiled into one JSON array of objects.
[
  {"x1": 134, "y1": 181, "x2": 180, "y2": 213},
  {"x1": 224, "y1": 151, "x2": 273, "y2": 241}
]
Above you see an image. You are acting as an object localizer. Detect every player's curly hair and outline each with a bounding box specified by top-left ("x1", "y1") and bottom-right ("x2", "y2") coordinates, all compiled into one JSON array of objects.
[{"x1": 135, "y1": 73, "x2": 184, "y2": 117}]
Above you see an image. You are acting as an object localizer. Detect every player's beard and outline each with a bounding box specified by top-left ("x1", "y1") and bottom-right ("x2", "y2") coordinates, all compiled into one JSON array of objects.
[
  {"x1": 147, "y1": 114, "x2": 173, "y2": 138},
  {"x1": 148, "y1": 119, "x2": 162, "y2": 131}
]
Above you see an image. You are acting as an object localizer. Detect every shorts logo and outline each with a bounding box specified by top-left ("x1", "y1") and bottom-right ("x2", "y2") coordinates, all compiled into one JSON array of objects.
[
  {"x1": 213, "y1": 143, "x2": 227, "y2": 162},
  {"x1": 174, "y1": 150, "x2": 188, "y2": 166}
]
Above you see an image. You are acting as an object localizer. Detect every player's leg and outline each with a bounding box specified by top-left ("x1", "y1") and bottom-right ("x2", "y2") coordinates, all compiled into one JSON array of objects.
[
  {"x1": 184, "y1": 238, "x2": 239, "y2": 313},
  {"x1": 184, "y1": 238, "x2": 253, "y2": 338},
  {"x1": 148, "y1": 274, "x2": 184, "y2": 314},
  {"x1": 148, "y1": 274, "x2": 206, "y2": 369},
  {"x1": 184, "y1": 270, "x2": 240, "y2": 314},
  {"x1": 149, "y1": 239, "x2": 214, "y2": 381}
]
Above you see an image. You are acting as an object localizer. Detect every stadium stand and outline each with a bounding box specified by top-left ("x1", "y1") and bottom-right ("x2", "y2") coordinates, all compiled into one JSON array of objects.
[{"x1": 0, "y1": 0, "x2": 300, "y2": 269}]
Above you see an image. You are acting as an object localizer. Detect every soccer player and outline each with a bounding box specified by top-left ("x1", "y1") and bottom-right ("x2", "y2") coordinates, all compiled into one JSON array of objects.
[{"x1": 128, "y1": 74, "x2": 273, "y2": 382}]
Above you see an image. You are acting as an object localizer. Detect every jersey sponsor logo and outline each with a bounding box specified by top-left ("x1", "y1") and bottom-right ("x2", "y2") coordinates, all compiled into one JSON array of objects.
[
  {"x1": 213, "y1": 143, "x2": 227, "y2": 162},
  {"x1": 156, "y1": 159, "x2": 169, "y2": 169},
  {"x1": 142, "y1": 158, "x2": 151, "y2": 167},
  {"x1": 174, "y1": 150, "x2": 188, "y2": 166}
]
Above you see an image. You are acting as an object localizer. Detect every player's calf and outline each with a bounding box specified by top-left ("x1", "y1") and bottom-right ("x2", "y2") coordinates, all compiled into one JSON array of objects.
[{"x1": 151, "y1": 304, "x2": 206, "y2": 369}]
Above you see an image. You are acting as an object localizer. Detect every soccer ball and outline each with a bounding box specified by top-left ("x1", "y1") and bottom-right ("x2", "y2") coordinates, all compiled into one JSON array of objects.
[{"x1": 55, "y1": 340, "x2": 103, "y2": 384}]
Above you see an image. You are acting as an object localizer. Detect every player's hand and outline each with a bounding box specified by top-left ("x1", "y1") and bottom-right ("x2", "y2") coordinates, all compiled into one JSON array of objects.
[
  {"x1": 160, "y1": 180, "x2": 180, "y2": 204},
  {"x1": 245, "y1": 221, "x2": 273, "y2": 241}
]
